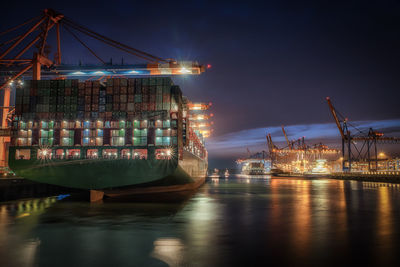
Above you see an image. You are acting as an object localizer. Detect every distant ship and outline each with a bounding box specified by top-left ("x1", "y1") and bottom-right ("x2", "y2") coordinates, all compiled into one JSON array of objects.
[
  {"x1": 209, "y1": 168, "x2": 220, "y2": 178},
  {"x1": 241, "y1": 160, "x2": 267, "y2": 175},
  {"x1": 224, "y1": 169, "x2": 229, "y2": 177}
]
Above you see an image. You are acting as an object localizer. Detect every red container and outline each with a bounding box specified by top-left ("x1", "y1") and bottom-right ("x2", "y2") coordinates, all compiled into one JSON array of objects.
[
  {"x1": 98, "y1": 112, "x2": 105, "y2": 119},
  {"x1": 120, "y1": 95, "x2": 127, "y2": 102},
  {"x1": 30, "y1": 88, "x2": 38, "y2": 96},
  {"x1": 163, "y1": 94, "x2": 170, "y2": 102},
  {"x1": 120, "y1": 87, "x2": 127, "y2": 94},
  {"x1": 78, "y1": 83, "x2": 84, "y2": 90},
  {"x1": 113, "y1": 87, "x2": 120, "y2": 95},
  {"x1": 41, "y1": 113, "x2": 49, "y2": 119},
  {"x1": 78, "y1": 89, "x2": 85, "y2": 97},
  {"x1": 56, "y1": 112, "x2": 63, "y2": 119},
  {"x1": 128, "y1": 78, "x2": 135, "y2": 87},
  {"x1": 84, "y1": 112, "x2": 90, "y2": 119},
  {"x1": 128, "y1": 95, "x2": 134, "y2": 102},
  {"x1": 127, "y1": 112, "x2": 135, "y2": 119},
  {"x1": 91, "y1": 104, "x2": 98, "y2": 111},
  {"x1": 128, "y1": 87, "x2": 134, "y2": 95},
  {"x1": 113, "y1": 78, "x2": 120, "y2": 87},
  {"x1": 92, "y1": 87, "x2": 99, "y2": 95},
  {"x1": 65, "y1": 88, "x2": 71, "y2": 96},
  {"x1": 85, "y1": 81, "x2": 92, "y2": 88},
  {"x1": 149, "y1": 103, "x2": 155, "y2": 111},
  {"x1": 106, "y1": 86, "x2": 113, "y2": 94},
  {"x1": 120, "y1": 103, "x2": 127, "y2": 111},
  {"x1": 85, "y1": 104, "x2": 91, "y2": 112},
  {"x1": 85, "y1": 87, "x2": 91, "y2": 95},
  {"x1": 93, "y1": 81, "x2": 100, "y2": 88},
  {"x1": 141, "y1": 103, "x2": 148, "y2": 110},
  {"x1": 134, "y1": 103, "x2": 141, "y2": 111},
  {"x1": 113, "y1": 103, "x2": 120, "y2": 110},
  {"x1": 142, "y1": 86, "x2": 149, "y2": 95},
  {"x1": 105, "y1": 112, "x2": 112, "y2": 119},
  {"x1": 85, "y1": 96, "x2": 91, "y2": 103},
  {"x1": 92, "y1": 97, "x2": 99, "y2": 104},
  {"x1": 113, "y1": 97, "x2": 120, "y2": 103}
]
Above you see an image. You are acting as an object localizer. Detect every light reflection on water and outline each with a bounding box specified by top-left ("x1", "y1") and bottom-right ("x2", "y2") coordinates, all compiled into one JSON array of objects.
[{"x1": 0, "y1": 177, "x2": 400, "y2": 266}]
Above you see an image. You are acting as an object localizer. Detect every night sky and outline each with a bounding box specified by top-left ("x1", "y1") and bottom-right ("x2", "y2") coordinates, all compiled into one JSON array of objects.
[{"x1": 1, "y1": 0, "x2": 400, "y2": 168}]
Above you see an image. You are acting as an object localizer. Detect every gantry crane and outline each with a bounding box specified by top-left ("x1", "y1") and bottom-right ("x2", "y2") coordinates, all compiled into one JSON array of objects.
[
  {"x1": 0, "y1": 9, "x2": 206, "y2": 89},
  {"x1": 326, "y1": 97, "x2": 400, "y2": 172},
  {"x1": 0, "y1": 8, "x2": 208, "y2": 166}
]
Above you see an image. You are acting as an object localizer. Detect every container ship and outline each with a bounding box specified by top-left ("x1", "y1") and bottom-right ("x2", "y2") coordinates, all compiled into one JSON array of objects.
[
  {"x1": 236, "y1": 152, "x2": 271, "y2": 176},
  {"x1": 8, "y1": 77, "x2": 208, "y2": 201}
]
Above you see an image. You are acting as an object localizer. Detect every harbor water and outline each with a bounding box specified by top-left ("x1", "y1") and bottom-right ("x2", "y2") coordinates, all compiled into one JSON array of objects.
[{"x1": 1, "y1": 175, "x2": 400, "y2": 266}]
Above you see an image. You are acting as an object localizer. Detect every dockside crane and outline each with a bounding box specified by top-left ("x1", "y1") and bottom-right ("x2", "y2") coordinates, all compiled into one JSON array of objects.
[
  {"x1": 0, "y1": 9, "x2": 208, "y2": 166},
  {"x1": 0, "y1": 9, "x2": 206, "y2": 88},
  {"x1": 326, "y1": 97, "x2": 400, "y2": 172}
]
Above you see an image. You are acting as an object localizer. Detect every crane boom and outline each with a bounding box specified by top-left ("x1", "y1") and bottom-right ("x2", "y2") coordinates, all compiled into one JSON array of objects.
[
  {"x1": 326, "y1": 97, "x2": 345, "y2": 139},
  {"x1": 0, "y1": 9, "x2": 206, "y2": 90},
  {"x1": 281, "y1": 125, "x2": 291, "y2": 149}
]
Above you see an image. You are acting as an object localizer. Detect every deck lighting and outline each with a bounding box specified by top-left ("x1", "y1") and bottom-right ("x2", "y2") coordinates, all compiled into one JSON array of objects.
[
  {"x1": 179, "y1": 67, "x2": 191, "y2": 74},
  {"x1": 72, "y1": 71, "x2": 85, "y2": 75},
  {"x1": 166, "y1": 150, "x2": 171, "y2": 156}
]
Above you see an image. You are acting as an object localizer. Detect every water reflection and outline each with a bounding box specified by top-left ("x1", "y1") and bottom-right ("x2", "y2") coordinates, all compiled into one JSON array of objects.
[
  {"x1": 0, "y1": 197, "x2": 57, "y2": 267},
  {"x1": 151, "y1": 238, "x2": 185, "y2": 266},
  {"x1": 0, "y1": 178, "x2": 400, "y2": 266}
]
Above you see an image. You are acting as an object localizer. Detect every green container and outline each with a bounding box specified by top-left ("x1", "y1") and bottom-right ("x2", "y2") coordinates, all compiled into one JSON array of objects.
[
  {"x1": 106, "y1": 103, "x2": 113, "y2": 111},
  {"x1": 134, "y1": 95, "x2": 142, "y2": 103},
  {"x1": 65, "y1": 80, "x2": 72, "y2": 87},
  {"x1": 57, "y1": 80, "x2": 65, "y2": 88},
  {"x1": 23, "y1": 88, "x2": 30, "y2": 96},
  {"x1": 163, "y1": 86, "x2": 170, "y2": 94},
  {"x1": 16, "y1": 96, "x2": 23, "y2": 105},
  {"x1": 23, "y1": 96, "x2": 30, "y2": 104}
]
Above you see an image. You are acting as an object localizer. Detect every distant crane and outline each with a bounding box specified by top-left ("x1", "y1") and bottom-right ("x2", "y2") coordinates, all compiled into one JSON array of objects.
[
  {"x1": 326, "y1": 97, "x2": 400, "y2": 172},
  {"x1": 281, "y1": 125, "x2": 292, "y2": 150}
]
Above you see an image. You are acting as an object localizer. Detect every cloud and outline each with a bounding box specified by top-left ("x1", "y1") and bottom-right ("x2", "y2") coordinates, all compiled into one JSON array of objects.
[{"x1": 206, "y1": 119, "x2": 400, "y2": 157}]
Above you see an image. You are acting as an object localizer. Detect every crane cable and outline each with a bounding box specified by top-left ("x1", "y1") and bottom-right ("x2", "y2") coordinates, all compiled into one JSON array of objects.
[
  {"x1": 0, "y1": 15, "x2": 42, "y2": 37},
  {"x1": 62, "y1": 20, "x2": 158, "y2": 63},
  {"x1": 62, "y1": 18, "x2": 168, "y2": 63},
  {"x1": 62, "y1": 24, "x2": 106, "y2": 64}
]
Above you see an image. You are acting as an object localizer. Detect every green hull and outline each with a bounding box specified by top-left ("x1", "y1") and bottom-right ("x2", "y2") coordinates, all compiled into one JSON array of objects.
[{"x1": 8, "y1": 148, "x2": 207, "y2": 190}]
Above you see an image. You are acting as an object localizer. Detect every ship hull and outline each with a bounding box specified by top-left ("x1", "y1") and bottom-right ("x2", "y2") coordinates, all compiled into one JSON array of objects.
[{"x1": 8, "y1": 149, "x2": 207, "y2": 196}]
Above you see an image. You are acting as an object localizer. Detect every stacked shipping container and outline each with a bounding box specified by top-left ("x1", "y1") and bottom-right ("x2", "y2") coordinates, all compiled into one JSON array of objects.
[{"x1": 12, "y1": 78, "x2": 182, "y2": 149}]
